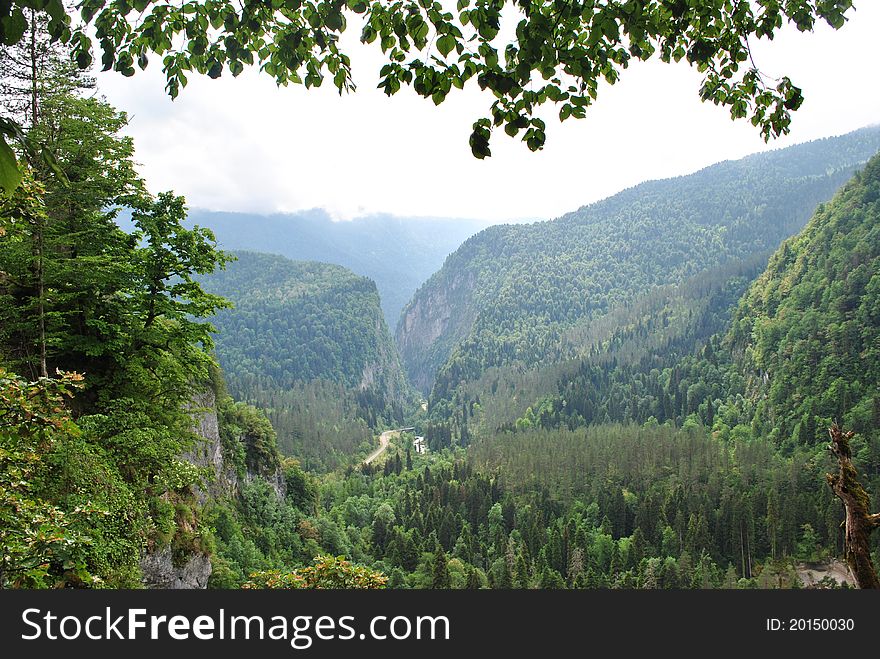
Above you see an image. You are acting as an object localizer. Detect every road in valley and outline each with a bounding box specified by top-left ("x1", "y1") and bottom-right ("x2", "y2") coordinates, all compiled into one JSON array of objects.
[{"x1": 364, "y1": 429, "x2": 399, "y2": 465}]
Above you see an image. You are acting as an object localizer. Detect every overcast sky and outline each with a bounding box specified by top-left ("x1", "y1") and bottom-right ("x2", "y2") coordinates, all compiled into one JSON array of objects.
[{"x1": 95, "y1": 4, "x2": 880, "y2": 223}]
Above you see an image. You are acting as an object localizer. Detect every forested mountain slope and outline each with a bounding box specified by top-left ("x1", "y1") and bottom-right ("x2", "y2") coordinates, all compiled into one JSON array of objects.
[
  {"x1": 200, "y1": 251, "x2": 410, "y2": 470},
  {"x1": 466, "y1": 150, "x2": 880, "y2": 451},
  {"x1": 184, "y1": 209, "x2": 490, "y2": 326},
  {"x1": 726, "y1": 151, "x2": 880, "y2": 446},
  {"x1": 202, "y1": 251, "x2": 406, "y2": 393},
  {"x1": 441, "y1": 155, "x2": 880, "y2": 584},
  {"x1": 398, "y1": 127, "x2": 880, "y2": 397}
]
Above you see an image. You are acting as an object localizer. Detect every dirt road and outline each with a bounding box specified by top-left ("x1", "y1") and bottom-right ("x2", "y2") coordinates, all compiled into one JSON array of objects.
[{"x1": 364, "y1": 429, "x2": 399, "y2": 465}]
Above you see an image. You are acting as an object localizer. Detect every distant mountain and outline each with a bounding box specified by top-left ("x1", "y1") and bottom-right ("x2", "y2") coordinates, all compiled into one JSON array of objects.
[
  {"x1": 200, "y1": 251, "x2": 409, "y2": 470},
  {"x1": 397, "y1": 126, "x2": 880, "y2": 397},
  {"x1": 183, "y1": 209, "x2": 490, "y2": 327}
]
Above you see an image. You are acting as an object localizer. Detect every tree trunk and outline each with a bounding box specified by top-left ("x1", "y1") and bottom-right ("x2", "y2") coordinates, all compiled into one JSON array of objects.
[
  {"x1": 826, "y1": 424, "x2": 880, "y2": 588},
  {"x1": 29, "y1": 9, "x2": 38, "y2": 128},
  {"x1": 33, "y1": 212, "x2": 47, "y2": 379}
]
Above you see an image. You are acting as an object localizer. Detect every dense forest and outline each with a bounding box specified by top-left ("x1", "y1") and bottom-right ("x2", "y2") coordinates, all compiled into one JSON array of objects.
[
  {"x1": 199, "y1": 251, "x2": 410, "y2": 471},
  {"x1": 210, "y1": 424, "x2": 845, "y2": 589},
  {"x1": 458, "y1": 151, "x2": 880, "y2": 452},
  {"x1": 398, "y1": 150, "x2": 880, "y2": 585}
]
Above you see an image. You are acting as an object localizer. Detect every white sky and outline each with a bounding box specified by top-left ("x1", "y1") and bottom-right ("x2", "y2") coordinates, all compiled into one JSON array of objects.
[{"x1": 95, "y1": 3, "x2": 880, "y2": 223}]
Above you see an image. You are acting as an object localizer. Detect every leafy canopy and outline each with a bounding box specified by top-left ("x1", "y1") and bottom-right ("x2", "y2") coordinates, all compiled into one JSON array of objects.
[
  {"x1": 244, "y1": 554, "x2": 388, "y2": 588},
  {"x1": 0, "y1": 368, "x2": 96, "y2": 588},
  {"x1": 0, "y1": 0, "x2": 856, "y2": 177}
]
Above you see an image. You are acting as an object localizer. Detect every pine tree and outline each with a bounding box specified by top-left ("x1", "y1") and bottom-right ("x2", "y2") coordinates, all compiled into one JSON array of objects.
[
  {"x1": 466, "y1": 566, "x2": 482, "y2": 589},
  {"x1": 432, "y1": 545, "x2": 451, "y2": 589}
]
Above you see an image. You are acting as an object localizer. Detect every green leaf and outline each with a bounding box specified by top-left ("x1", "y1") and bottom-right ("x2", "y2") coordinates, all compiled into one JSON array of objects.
[
  {"x1": 0, "y1": 137, "x2": 22, "y2": 195},
  {"x1": 1, "y1": 9, "x2": 28, "y2": 46},
  {"x1": 469, "y1": 125, "x2": 491, "y2": 159},
  {"x1": 325, "y1": 11, "x2": 345, "y2": 31},
  {"x1": 76, "y1": 50, "x2": 94, "y2": 69},
  {"x1": 436, "y1": 34, "x2": 455, "y2": 58},
  {"x1": 361, "y1": 26, "x2": 377, "y2": 43},
  {"x1": 40, "y1": 149, "x2": 70, "y2": 187}
]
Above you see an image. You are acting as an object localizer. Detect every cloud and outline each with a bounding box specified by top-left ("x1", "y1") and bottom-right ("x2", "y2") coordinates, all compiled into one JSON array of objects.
[{"x1": 95, "y1": 5, "x2": 880, "y2": 223}]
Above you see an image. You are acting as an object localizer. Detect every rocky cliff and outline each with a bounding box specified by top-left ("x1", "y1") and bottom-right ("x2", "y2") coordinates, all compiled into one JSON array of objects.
[
  {"x1": 140, "y1": 387, "x2": 286, "y2": 589},
  {"x1": 395, "y1": 255, "x2": 479, "y2": 393}
]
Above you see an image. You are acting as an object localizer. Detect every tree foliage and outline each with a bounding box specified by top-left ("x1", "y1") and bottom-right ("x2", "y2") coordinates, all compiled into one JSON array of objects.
[
  {"x1": 0, "y1": 43, "x2": 234, "y2": 587},
  {"x1": 244, "y1": 555, "x2": 388, "y2": 589},
  {"x1": 0, "y1": 368, "x2": 95, "y2": 588},
  {"x1": 0, "y1": 0, "x2": 859, "y2": 187},
  {"x1": 728, "y1": 152, "x2": 880, "y2": 445}
]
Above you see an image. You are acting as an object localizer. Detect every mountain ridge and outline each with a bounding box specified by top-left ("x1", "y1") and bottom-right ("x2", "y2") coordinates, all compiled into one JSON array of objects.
[
  {"x1": 397, "y1": 125, "x2": 880, "y2": 399},
  {"x1": 181, "y1": 209, "x2": 491, "y2": 327}
]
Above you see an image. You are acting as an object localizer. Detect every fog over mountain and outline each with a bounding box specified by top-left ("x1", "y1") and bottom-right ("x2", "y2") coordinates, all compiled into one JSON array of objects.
[{"x1": 183, "y1": 208, "x2": 492, "y2": 326}]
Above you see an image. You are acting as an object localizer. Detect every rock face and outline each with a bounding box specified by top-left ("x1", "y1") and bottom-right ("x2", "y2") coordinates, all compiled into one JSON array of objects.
[
  {"x1": 396, "y1": 265, "x2": 478, "y2": 394},
  {"x1": 140, "y1": 547, "x2": 212, "y2": 590},
  {"x1": 358, "y1": 311, "x2": 407, "y2": 399},
  {"x1": 183, "y1": 388, "x2": 238, "y2": 502},
  {"x1": 140, "y1": 387, "x2": 287, "y2": 589},
  {"x1": 796, "y1": 559, "x2": 857, "y2": 588},
  {"x1": 139, "y1": 389, "x2": 225, "y2": 589}
]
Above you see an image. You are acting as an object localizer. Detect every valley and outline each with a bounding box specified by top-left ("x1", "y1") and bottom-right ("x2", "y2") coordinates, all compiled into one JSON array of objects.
[
  {"x1": 193, "y1": 128, "x2": 880, "y2": 589},
  {"x1": 3, "y1": 45, "x2": 879, "y2": 589},
  {"x1": 364, "y1": 429, "x2": 402, "y2": 465}
]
